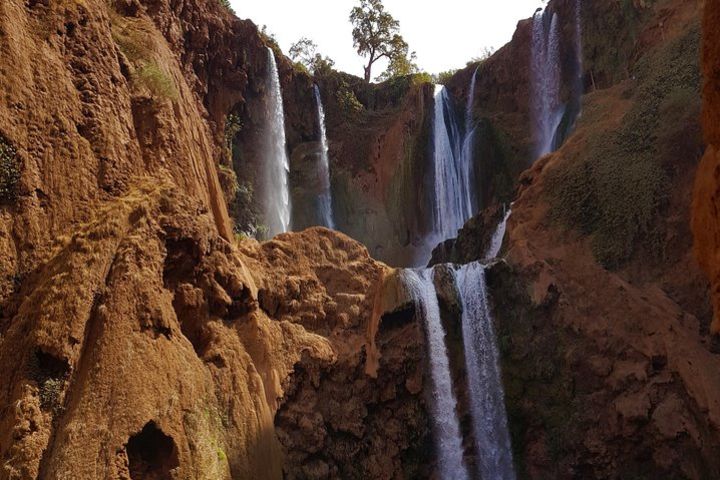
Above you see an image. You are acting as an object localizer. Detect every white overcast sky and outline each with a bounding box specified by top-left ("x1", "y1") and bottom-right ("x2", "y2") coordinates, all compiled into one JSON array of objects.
[{"x1": 230, "y1": 1, "x2": 545, "y2": 77}]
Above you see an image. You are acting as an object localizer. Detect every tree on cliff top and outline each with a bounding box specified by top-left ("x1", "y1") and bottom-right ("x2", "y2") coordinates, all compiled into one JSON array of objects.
[
  {"x1": 289, "y1": 37, "x2": 336, "y2": 76},
  {"x1": 350, "y1": 0, "x2": 411, "y2": 82}
]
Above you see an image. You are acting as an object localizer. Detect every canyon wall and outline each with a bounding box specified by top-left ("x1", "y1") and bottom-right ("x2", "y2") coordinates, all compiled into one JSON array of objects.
[
  {"x1": 442, "y1": 0, "x2": 720, "y2": 477},
  {"x1": 0, "y1": 1, "x2": 431, "y2": 478}
]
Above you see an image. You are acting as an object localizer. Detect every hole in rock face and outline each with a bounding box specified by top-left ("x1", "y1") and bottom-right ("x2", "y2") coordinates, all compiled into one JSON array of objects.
[
  {"x1": 163, "y1": 237, "x2": 199, "y2": 289},
  {"x1": 379, "y1": 305, "x2": 416, "y2": 334},
  {"x1": 127, "y1": 422, "x2": 179, "y2": 480}
]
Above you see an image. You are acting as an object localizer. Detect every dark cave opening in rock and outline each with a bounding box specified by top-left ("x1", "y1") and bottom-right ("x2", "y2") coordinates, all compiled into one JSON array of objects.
[{"x1": 127, "y1": 422, "x2": 179, "y2": 480}]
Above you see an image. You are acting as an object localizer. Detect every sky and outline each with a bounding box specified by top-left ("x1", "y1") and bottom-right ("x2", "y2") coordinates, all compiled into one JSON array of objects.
[{"x1": 230, "y1": 1, "x2": 545, "y2": 78}]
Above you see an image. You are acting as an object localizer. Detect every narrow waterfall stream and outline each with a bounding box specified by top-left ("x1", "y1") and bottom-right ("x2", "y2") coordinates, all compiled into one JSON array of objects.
[
  {"x1": 485, "y1": 206, "x2": 512, "y2": 261},
  {"x1": 431, "y1": 85, "x2": 466, "y2": 242},
  {"x1": 263, "y1": 47, "x2": 291, "y2": 236},
  {"x1": 313, "y1": 85, "x2": 335, "y2": 229},
  {"x1": 403, "y1": 269, "x2": 469, "y2": 480},
  {"x1": 531, "y1": 8, "x2": 564, "y2": 160},
  {"x1": 456, "y1": 263, "x2": 516, "y2": 480}
]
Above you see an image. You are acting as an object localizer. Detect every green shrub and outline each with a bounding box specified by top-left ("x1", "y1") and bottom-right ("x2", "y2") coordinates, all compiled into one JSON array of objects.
[
  {"x1": 336, "y1": 80, "x2": 364, "y2": 117},
  {"x1": 224, "y1": 113, "x2": 242, "y2": 153},
  {"x1": 218, "y1": 0, "x2": 235, "y2": 14},
  {"x1": 134, "y1": 63, "x2": 178, "y2": 100},
  {"x1": 546, "y1": 26, "x2": 699, "y2": 268},
  {"x1": 0, "y1": 137, "x2": 20, "y2": 204}
]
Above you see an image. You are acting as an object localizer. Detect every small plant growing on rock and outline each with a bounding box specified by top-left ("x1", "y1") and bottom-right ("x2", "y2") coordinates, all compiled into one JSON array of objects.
[
  {"x1": 218, "y1": 0, "x2": 235, "y2": 14},
  {"x1": 336, "y1": 81, "x2": 364, "y2": 117},
  {"x1": 0, "y1": 136, "x2": 20, "y2": 205},
  {"x1": 134, "y1": 63, "x2": 178, "y2": 100},
  {"x1": 224, "y1": 113, "x2": 242, "y2": 154}
]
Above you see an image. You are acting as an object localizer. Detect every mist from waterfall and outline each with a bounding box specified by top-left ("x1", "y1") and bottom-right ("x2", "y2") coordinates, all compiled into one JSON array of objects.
[
  {"x1": 262, "y1": 47, "x2": 291, "y2": 237},
  {"x1": 531, "y1": 8, "x2": 564, "y2": 160},
  {"x1": 402, "y1": 269, "x2": 469, "y2": 480},
  {"x1": 313, "y1": 85, "x2": 335, "y2": 229},
  {"x1": 456, "y1": 263, "x2": 516, "y2": 480}
]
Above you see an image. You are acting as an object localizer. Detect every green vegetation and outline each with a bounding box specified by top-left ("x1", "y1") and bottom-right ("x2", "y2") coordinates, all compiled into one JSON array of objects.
[
  {"x1": 0, "y1": 136, "x2": 20, "y2": 205},
  {"x1": 546, "y1": 26, "x2": 700, "y2": 268},
  {"x1": 349, "y1": 0, "x2": 413, "y2": 82},
  {"x1": 134, "y1": 63, "x2": 178, "y2": 100},
  {"x1": 224, "y1": 113, "x2": 242, "y2": 154},
  {"x1": 433, "y1": 69, "x2": 457, "y2": 85},
  {"x1": 218, "y1": 0, "x2": 235, "y2": 14},
  {"x1": 288, "y1": 37, "x2": 336, "y2": 76},
  {"x1": 336, "y1": 80, "x2": 364, "y2": 117}
]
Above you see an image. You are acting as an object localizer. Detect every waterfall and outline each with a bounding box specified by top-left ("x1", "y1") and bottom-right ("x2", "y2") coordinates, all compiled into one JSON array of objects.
[
  {"x1": 262, "y1": 47, "x2": 291, "y2": 237},
  {"x1": 531, "y1": 9, "x2": 564, "y2": 160},
  {"x1": 431, "y1": 85, "x2": 464, "y2": 241},
  {"x1": 460, "y1": 69, "x2": 479, "y2": 217},
  {"x1": 428, "y1": 85, "x2": 475, "y2": 256},
  {"x1": 485, "y1": 206, "x2": 512, "y2": 261},
  {"x1": 402, "y1": 269, "x2": 469, "y2": 480},
  {"x1": 456, "y1": 263, "x2": 516, "y2": 480},
  {"x1": 313, "y1": 85, "x2": 335, "y2": 229}
]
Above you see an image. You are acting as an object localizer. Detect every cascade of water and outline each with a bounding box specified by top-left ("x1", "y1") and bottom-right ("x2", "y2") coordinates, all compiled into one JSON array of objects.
[
  {"x1": 313, "y1": 85, "x2": 335, "y2": 229},
  {"x1": 402, "y1": 269, "x2": 469, "y2": 480},
  {"x1": 263, "y1": 47, "x2": 291, "y2": 236},
  {"x1": 485, "y1": 206, "x2": 512, "y2": 261},
  {"x1": 531, "y1": 9, "x2": 565, "y2": 160},
  {"x1": 430, "y1": 85, "x2": 473, "y2": 244},
  {"x1": 460, "y1": 69, "x2": 479, "y2": 218},
  {"x1": 456, "y1": 262, "x2": 516, "y2": 480}
]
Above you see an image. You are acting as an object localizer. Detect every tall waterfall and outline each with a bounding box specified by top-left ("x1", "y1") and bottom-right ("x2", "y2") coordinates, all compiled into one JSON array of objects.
[
  {"x1": 262, "y1": 47, "x2": 291, "y2": 236},
  {"x1": 456, "y1": 263, "x2": 516, "y2": 480},
  {"x1": 403, "y1": 269, "x2": 469, "y2": 480},
  {"x1": 460, "y1": 69, "x2": 479, "y2": 216},
  {"x1": 313, "y1": 85, "x2": 335, "y2": 229},
  {"x1": 429, "y1": 84, "x2": 475, "y2": 253},
  {"x1": 531, "y1": 9, "x2": 564, "y2": 160}
]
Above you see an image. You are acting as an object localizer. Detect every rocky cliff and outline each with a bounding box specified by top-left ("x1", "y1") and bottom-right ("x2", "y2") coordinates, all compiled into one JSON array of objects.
[
  {"x1": 0, "y1": 1, "x2": 431, "y2": 479},
  {"x1": 441, "y1": 0, "x2": 720, "y2": 477},
  {"x1": 692, "y1": 0, "x2": 720, "y2": 335},
  {"x1": 0, "y1": 0, "x2": 718, "y2": 478}
]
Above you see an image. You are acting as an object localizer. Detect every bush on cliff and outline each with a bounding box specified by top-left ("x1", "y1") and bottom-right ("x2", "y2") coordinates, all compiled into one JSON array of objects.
[{"x1": 547, "y1": 25, "x2": 700, "y2": 268}]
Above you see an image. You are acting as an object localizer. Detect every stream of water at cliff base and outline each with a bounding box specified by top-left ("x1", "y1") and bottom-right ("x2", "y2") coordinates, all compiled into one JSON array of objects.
[
  {"x1": 313, "y1": 85, "x2": 335, "y2": 229},
  {"x1": 456, "y1": 262, "x2": 516, "y2": 480},
  {"x1": 402, "y1": 268, "x2": 469, "y2": 480},
  {"x1": 263, "y1": 47, "x2": 291, "y2": 237}
]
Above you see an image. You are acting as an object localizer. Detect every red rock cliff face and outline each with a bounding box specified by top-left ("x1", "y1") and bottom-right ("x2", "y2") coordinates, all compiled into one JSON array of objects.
[
  {"x1": 692, "y1": 0, "x2": 720, "y2": 334},
  {"x1": 0, "y1": 1, "x2": 431, "y2": 479}
]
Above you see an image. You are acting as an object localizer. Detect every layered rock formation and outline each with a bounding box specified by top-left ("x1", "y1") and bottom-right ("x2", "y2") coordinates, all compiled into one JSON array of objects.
[
  {"x1": 1, "y1": 0, "x2": 718, "y2": 478},
  {"x1": 0, "y1": 1, "x2": 430, "y2": 479}
]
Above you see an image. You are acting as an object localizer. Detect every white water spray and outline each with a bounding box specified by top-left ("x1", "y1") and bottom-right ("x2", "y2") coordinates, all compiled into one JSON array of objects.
[
  {"x1": 456, "y1": 263, "x2": 516, "y2": 480},
  {"x1": 313, "y1": 85, "x2": 335, "y2": 229},
  {"x1": 263, "y1": 47, "x2": 291, "y2": 236},
  {"x1": 531, "y1": 9, "x2": 564, "y2": 160},
  {"x1": 485, "y1": 206, "x2": 512, "y2": 261},
  {"x1": 402, "y1": 269, "x2": 469, "y2": 479}
]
